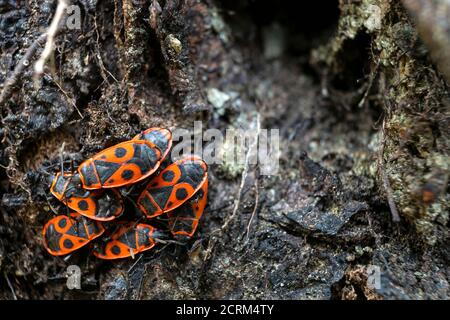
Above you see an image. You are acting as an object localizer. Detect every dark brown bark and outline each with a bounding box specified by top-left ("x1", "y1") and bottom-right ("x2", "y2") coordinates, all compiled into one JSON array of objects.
[{"x1": 0, "y1": 0, "x2": 448, "y2": 300}]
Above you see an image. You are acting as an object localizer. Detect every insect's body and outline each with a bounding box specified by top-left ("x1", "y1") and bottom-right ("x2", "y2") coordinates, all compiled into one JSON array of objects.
[
  {"x1": 93, "y1": 223, "x2": 162, "y2": 260},
  {"x1": 133, "y1": 127, "x2": 173, "y2": 161},
  {"x1": 168, "y1": 178, "x2": 208, "y2": 237},
  {"x1": 137, "y1": 156, "x2": 208, "y2": 218},
  {"x1": 78, "y1": 140, "x2": 162, "y2": 189},
  {"x1": 42, "y1": 128, "x2": 208, "y2": 259},
  {"x1": 42, "y1": 212, "x2": 105, "y2": 256},
  {"x1": 50, "y1": 172, "x2": 123, "y2": 221}
]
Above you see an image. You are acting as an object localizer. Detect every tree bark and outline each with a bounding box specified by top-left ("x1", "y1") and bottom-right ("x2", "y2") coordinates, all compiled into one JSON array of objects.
[{"x1": 0, "y1": 0, "x2": 448, "y2": 300}]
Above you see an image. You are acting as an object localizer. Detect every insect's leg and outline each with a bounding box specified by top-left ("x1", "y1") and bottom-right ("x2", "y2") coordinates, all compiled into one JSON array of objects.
[
  {"x1": 46, "y1": 196, "x2": 59, "y2": 216},
  {"x1": 65, "y1": 203, "x2": 71, "y2": 217},
  {"x1": 120, "y1": 184, "x2": 136, "y2": 197},
  {"x1": 70, "y1": 159, "x2": 74, "y2": 174}
]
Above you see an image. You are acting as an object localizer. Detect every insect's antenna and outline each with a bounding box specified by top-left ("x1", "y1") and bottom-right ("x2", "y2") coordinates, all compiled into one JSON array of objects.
[
  {"x1": 154, "y1": 238, "x2": 185, "y2": 246},
  {"x1": 152, "y1": 229, "x2": 176, "y2": 243},
  {"x1": 155, "y1": 216, "x2": 169, "y2": 222},
  {"x1": 70, "y1": 159, "x2": 74, "y2": 174},
  {"x1": 40, "y1": 168, "x2": 52, "y2": 177}
]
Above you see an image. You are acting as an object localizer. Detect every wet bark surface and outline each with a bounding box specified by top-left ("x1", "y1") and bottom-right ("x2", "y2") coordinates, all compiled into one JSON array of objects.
[{"x1": 0, "y1": 0, "x2": 448, "y2": 299}]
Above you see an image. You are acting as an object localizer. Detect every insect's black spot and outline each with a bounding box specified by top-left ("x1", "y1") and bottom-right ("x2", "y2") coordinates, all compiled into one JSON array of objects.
[
  {"x1": 101, "y1": 155, "x2": 107, "y2": 159},
  {"x1": 197, "y1": 190, "x2": 204, "y2": 198},
  {"x1": 58, "y1": 218, "x2": 67, "y2": 229},
  {"x1": 63, "y1": 239, "x2": 74, "y2": 249},
  {"x1": 115, "y1": 147, "x2": 127, "y2": 158},
  {"x1": 151, "y1": 182, "x2": 158, "y2": 187},
  {"x1": 67, "y1": 199, "x2": 72, "y2": 203},
  {"x1": 78, "y1": 239, "x2": 84, "y2": 243},
  {"x1": 111, "y1": 245, "x2": 121, "y2": 255},
  {"x1": 167, "y1": 201, "x2": 173, "y2": 208},
  {"x1": 78, "y1": 200, "x2": 89, "y2": 211},
  {"x1": 162, "y1": 170, "x2": 175, "y2": 182},
  {"x1": 121, "y1": 169, "x2": 134, "y2": 180},
  {"x1": 176, "y1": 188, "x2": 188, "y2": 201}
]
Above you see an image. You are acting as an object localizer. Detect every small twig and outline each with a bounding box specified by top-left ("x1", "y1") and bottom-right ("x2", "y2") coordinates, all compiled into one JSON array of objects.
[
  {"x1": 0, "y1": 34, "x2": 46, "y2": 106},
  {"x1": 127, "y1": 254, "x2": 144, "y2": 274},
  {"x1": 366, "y1": 213, "x2": 394, "y2": 275},
  {"x1": 0, "y1": 0, "x2": 69, "y2": 107},
  {"x1": 93, "y1": 14, "x2": 119, "y2": 84},
  {"x1": 244, "y1": 176, "x2": 259, "y2": 243},
  {"x1": 358, "y1": 59, "x2": 380, "y2": 108},
  {"x1": 220, "y1": 113, "x2": 261, "y2": 232},
  {"x1": 45, "y1": 73, "x2": 83, "y2": 118},
  {"x1": 4, "y1": 272, "x2": 17, "y2": 300},
  {"x1": 34, "y1": 0, "x2": 70, "y2": 80},
  {"x1": 381, "y1": 170, "x2": 401, "y2": 223},
  {"x1": 378, "y1": 121, "x2": 401, "y2": 223},
  {"x1": 204, "y1": 114, "x2": 261, "y2": 261}
]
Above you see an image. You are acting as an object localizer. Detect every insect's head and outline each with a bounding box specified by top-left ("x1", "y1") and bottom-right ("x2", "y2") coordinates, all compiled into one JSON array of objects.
[{"x1": 152, "y1": 229, "x2": 170, "y2": 241}]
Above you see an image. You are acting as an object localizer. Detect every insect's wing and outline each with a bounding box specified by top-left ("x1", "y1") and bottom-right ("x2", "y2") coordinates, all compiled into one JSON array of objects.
[
  {"x1": 168, "y1": 178, "x2": 208, "y2": 237},
  {"x1": 50, "y1": 173, "x2": 123, "y2": 221},
  {"x1": 137, "y1": 156, "x2": 208, "y2": 218},
  {"x1": 67, "y1": 189, "x2": 124, "y2": 221},
  {"x1": 133, "y1": 128, "x2": 172, "y2": 161},
  {"x1": 42, "y1": 213, "x2": 105, "y2": 256},
  {"x1": 49, "y1": 172, "x2": 71, "y2": 200},
  {"x1": 78, "y1": 140, "x2": 162, "y2": 189},
  {"x1": 93, "y1": 223, "x2": 156, "y2": 260}
]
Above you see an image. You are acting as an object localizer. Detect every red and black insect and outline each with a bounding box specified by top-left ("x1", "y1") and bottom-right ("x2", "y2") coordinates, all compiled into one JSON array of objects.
[
  {"x1": 42, "y1": 128, "x2": 209, "y2": 260},
  {"x1": 42, "y1": 212, "x2": 105, "y2": 256},
  {"x1": 77, "y1": 128, "x2": 172, "y2": 189},
  {"x1": 50, "y1": 172, "x2": 123, "y2": 221},
  {"x1": 168, "y1": 178, "x2": 208, "y2": 237},
  {"x1": 137, "y1": 155, "x2": 208, "y2": 218},
  {"x1": 93, "y1": 223, "x2": 163, "y2": 260},
  {"x1": 78, "y1": 140, "x2": 162, "y2": 189}
]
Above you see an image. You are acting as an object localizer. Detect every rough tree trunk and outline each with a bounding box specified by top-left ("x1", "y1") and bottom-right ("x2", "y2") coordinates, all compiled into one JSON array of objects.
[{"x1": 0, "y1": 0, "x2": 448, "y2": 299}]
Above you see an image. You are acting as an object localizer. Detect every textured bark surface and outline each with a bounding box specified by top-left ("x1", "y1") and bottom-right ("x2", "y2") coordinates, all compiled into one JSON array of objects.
[{"x1": 0, "y1": 0, "x2": 448, "y2": 299}]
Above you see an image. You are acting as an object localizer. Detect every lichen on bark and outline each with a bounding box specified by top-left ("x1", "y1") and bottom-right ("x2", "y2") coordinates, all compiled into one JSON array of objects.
[{"x1": 312, "y1": 0, "x2": 449, "y2": 245}]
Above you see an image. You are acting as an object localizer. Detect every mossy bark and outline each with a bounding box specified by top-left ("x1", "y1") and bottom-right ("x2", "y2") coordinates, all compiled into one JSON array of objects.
[{"x1": 312, "y1": 0, "x2": 449, "y2": 245}]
